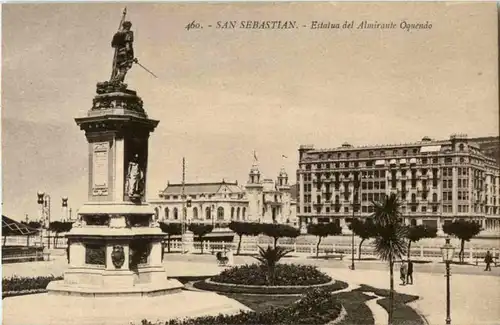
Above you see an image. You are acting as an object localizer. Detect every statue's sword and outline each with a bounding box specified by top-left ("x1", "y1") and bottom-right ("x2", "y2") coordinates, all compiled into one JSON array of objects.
[{"x1": 133, "y1": 58, "x2": 158, "y2": 79}]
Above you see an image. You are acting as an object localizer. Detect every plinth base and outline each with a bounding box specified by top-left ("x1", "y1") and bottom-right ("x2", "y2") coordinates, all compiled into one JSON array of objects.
[
  {"x1": 47, "y1": 278, "x2": 183, "y2": 297},
  {"x1": 3, "y1": 290, "x2": 251, "y2": 325}
]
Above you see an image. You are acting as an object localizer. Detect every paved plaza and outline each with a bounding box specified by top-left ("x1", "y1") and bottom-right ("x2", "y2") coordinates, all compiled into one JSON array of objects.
[{"x1": 3, "y1": 253, "x2": 500, "y2": 325}]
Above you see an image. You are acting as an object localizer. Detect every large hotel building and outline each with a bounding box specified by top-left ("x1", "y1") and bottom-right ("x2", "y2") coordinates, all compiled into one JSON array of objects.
[{"x1": 296, "y1": 135, "x2": 500, "y2": 235}]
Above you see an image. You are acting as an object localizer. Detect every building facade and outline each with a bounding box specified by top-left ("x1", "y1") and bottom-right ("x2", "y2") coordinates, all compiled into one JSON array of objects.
[
  {"x1": 296, "y1": 134, "x2": 500, "y2": 235},
  {"x1": 149, "y1": 163, "x2": 297, "y2": 228}
]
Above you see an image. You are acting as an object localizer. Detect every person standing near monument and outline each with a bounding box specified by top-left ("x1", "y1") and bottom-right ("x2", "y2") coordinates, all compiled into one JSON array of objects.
[
  {"x1": 406, "y1": 259, "x2": 414, "y2": 285},
  {"x1": 111, "y1": 20, "x2": 136, "y2": 83},
  {"x1": 484, "y1": 251, "x2": 493, "y2": 271},
  {"x1": 400, "y1": 260, "x2": 408, "y2": 285}
]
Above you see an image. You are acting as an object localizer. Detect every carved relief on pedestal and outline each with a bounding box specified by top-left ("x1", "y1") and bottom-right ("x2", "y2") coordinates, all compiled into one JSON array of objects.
[
  {"x1": 111, "y1": 245, "x2": 125, "y2": 269},
  {"x1": 109, "y1": 215, "x2": 127, "y2": 228},
  {"x1": 92, "y1": 142, "x2": 110, "y2": 196}
]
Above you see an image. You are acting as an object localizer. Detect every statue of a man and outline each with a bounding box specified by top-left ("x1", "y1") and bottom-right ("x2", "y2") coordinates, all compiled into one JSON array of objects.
[
  {"x1": 125, "y1": 154, "x2": 143, "y2": 198},
  {"x1": 111, "y1": 21, "x2": 136, "y2": 83}
]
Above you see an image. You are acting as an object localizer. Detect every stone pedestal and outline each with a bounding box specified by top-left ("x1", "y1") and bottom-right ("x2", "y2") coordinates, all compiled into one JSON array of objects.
[
  {"x1": 181, "y1": 230, "x2": 195, "y2": 253},
  {"x1": 47, "y1": 82, "x2": 183, "y2": 297}
]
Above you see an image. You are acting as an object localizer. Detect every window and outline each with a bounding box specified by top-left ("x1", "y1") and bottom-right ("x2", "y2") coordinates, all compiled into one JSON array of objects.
[
  {"x1": 217, "y1": 207, "x2": 224, "y2": 220},
  {"x1": 173, "y1": 208, "x2": 178, "y2": 220},
  {"x1": 432, "y1": 193, "x2": 438, "y2": 202},
  {"x1": 164, "y1": 207, "x2": 169, "y2": 219},
  {"x1": 205, "y1": 207, "x2": 211, "y2": 220}
]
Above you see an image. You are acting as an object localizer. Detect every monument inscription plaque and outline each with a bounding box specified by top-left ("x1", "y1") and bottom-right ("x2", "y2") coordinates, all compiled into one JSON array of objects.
[{"x1": 92, "y1": 142, "x2": 109, "y2": 196}]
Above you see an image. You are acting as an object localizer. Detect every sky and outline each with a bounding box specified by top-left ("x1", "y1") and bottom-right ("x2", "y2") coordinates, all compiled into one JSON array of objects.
[{"x1": 2, "y1": 2, "x2": 499, "y2": 221}]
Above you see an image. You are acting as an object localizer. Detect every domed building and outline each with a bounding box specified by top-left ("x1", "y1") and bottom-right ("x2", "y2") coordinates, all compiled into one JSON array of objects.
[{"x1": 149, "y1": 162, "x2": 297, "y2": 230}]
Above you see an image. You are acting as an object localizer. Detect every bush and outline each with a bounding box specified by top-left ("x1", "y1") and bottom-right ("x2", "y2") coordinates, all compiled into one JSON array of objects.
[
  {"x1": 133, "y1": 288, "x2": 342, "y2": 325},
  {"x1": 211, "y1": 263, "x2": 331, "y2": 286},
  {"x1": 194, "y1": 278, "x2": 347, "y2": 295},
  {"x1": 3, "y1": 275, "x2": 62, "y2": 292}
]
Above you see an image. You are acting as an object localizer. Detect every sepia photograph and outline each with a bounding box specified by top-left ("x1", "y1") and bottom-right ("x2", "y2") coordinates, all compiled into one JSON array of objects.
[{"x1": 1, "y1": 2, "x2": 499, "y2": 325}]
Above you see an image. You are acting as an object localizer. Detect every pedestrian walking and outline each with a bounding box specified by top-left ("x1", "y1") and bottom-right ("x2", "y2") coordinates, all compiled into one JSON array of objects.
[
  {"x1": 400, "y1": 260, "x2": 408, "y2": 285},
  {"x1": 484, "y1": 251, "x2": 493, "y2": 271},
  {"x1": 407, "y1": 259, "x2": 414, "y2": 285}
]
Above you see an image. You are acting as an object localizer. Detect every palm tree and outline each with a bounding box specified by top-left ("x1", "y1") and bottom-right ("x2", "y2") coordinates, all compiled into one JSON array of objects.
[
  {"x1": 253, "y1": 245, "x2": 293, "y2": 285},
  {"x1": 371, "y1": 193, "x2": 408, "y2": 325}
]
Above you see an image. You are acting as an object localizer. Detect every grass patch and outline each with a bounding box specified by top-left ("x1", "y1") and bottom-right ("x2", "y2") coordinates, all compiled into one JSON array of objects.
[
  {"x1": 134, "y1": 288, "x2": 342, "y2": 325},
  {"x1": 335, "y1": 291, "x2": 375, "y2": 325},
  {"x1": 221, "y1": 293, "x2": 299, "y2": 313},
  {"x1": 354, "y1": 284, "x2": 424, "y2": 325}
]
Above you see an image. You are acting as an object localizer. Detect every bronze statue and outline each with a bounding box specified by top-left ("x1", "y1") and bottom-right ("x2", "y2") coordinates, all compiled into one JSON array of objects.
[
  {"x1": 110, "y1": 20, "x2": 136, "y2": 83},
  {"x1": 125, "y1": 154, "x2": 144, "y2": 198}
]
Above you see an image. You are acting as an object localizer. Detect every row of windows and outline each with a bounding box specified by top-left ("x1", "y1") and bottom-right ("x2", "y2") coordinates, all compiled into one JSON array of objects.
[
  {"x1": 155, "y1": 206, "x2": 247, "y2": 220},
  {"x1": 316, "y1": 148, "x2": 422, "y2": 161},
  {"x1": 301, "y1": 204, "x2": 441, "y2": 214},
  {"x1": 162, "y1": 193, "x2": 245, "y2": 200},
  {"x1": 304, "y1": 155, "x2": 478, "y2": 170}
]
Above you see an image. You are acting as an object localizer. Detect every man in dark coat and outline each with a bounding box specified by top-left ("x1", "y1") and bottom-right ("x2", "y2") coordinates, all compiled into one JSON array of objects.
[
  {"x1": 484, "y1": 251, "x2": 493, "y2": 271},
  {"x1": 407, "y1": 259, "x2": 414, "y2": 285}
]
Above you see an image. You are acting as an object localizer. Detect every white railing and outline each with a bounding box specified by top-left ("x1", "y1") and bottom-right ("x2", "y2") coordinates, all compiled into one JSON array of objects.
[
  {"x1": 3, "y1": 235, "x2": 67, "y2": 248},
  {"x1": 164, "y1": 239, "x2": 499, "y2": 264}
]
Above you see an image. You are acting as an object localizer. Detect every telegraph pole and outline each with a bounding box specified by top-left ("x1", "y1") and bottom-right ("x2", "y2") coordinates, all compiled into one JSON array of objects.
[{"x1": 181, "y1": 157, "x2": 186, "y2": 253}]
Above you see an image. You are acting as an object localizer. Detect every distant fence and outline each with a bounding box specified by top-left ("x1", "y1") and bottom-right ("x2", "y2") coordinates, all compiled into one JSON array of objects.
[
  {"x1": 167, "y1": 238, "x2": 499, "y2": 264},
  {"x1": 3, "y1": 236, "x2": 67, "y2": 248},
  {"x1": 4, "y1": 234, "x2": 498, "y2": 265}
]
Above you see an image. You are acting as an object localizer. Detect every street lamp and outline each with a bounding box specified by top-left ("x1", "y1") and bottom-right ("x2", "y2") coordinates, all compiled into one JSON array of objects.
[
  {"x1": 440, "y1": 236, "x2": 456, "y2": 325},
  {"x1": 37, "y1": 191, "x2": 51, "y2": 248}
]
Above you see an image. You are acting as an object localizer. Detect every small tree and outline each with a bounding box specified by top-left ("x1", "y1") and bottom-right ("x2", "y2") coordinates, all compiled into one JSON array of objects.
[
  {"x1": 307, "y1": 222, "x2": 342, "y2": 257},
  {"x1": 406, "y1": 225, "x2": 437, "y2": 260},
  {"x1": 188, "y1": 223, "x2": 214, "y2": 254},
  {"x1": 159, "y1": 222, "x2": 182, "y2": 253},
  {"x1": 371, "y1": 193, "x2": 407, "y2": 325},
  {"x1": 348, "y1": 218, "x2": 376, "y2": 260},
  {"x1": 253, "y1": 245, "x2": 293, "y2": 285},
  {"x1": 443, "y1": 220, "x2": 482, "y2": 263},
  {"x1": 229, "y1": 221, "x2": 261, "y2": 255},
  {"x1": 21, "y1": 221, "x2": 42, "y2": 229},
  {"x1": 260, "y1": 223, "x2": 300, "y2": 249},
  {"x1": 48, "y1": 221, "x2": 73, "y2": 248}
]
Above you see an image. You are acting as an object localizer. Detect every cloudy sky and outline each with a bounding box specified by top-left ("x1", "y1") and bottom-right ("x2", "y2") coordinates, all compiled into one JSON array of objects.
[{"x1": 2, "y1": 2, "x2": 498, "y2": 221}]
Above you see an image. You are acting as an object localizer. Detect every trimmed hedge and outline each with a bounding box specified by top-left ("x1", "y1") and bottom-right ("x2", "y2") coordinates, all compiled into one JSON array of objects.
[
  {"x1": 211, "y1": 263, "x2": 331, "y2": 286},
  {"x1": 194, "y1": 278, "x2": 348, "y2": 295},
  {"x1": 133, "y1": 288, "x2": 342, "y2": 325},
  {"x1": 3, "y1": 275, "x2": 62, "y2": 292}
]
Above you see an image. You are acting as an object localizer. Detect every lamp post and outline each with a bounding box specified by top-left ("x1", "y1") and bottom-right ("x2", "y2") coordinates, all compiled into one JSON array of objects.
[
  {"x1": 350, "y1": 172, "x2": 363, "y2": 271},
  {"x1": 37, "y1": 191, "x2": 51, "y2": 248},
  {"x1": 181, "y1": 157, "x2": 186, "y2": 253},
  {"x1": 440, "y1": 236, "x2": 456, "y2": 325},
  {"x1": 61, "y1": 197, "x2": 68, "y2": 222}
]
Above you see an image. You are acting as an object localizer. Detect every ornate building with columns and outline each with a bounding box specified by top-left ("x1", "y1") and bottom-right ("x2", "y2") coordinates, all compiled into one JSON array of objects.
[
  {"x1": 296, "y1": 134, "x2": 500, "y2": 236},
  {"x1": 149, "y1": 163, "x2": 297, "y2": 228}
]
